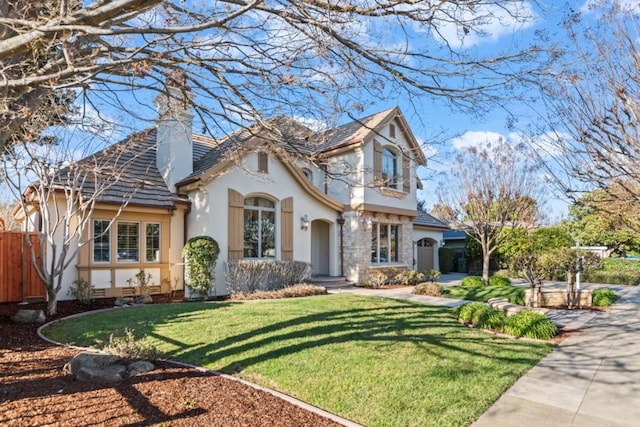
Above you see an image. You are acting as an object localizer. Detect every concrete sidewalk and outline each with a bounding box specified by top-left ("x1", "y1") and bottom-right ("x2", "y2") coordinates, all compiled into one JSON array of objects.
[{"x1": 473, "y1": 285, "x2": 640, "y2": 427}]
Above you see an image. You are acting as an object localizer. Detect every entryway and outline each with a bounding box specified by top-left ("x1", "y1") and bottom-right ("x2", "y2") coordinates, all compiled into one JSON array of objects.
[
  {"x1": 311, "y1": 220, "x2": 330, "y2": 275},
  {"x1": 416, "y1": 238, "x2": 436, "y2": 271}
]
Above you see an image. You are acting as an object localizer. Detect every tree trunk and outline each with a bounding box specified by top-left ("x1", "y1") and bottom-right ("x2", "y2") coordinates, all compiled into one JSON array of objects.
[
  {"x1": 46, "y1": 286, "x2": 58, "y2": 316},
  {"x1": 482, "y1": 252, "x2": 490, "y2": 284}
]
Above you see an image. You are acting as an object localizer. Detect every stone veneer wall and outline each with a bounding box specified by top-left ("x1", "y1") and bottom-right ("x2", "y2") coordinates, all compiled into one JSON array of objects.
[
  {"x1": 524, "y1": 288, "x2": 592, "y2": 308},
  {"x1": 342, "y1": 211, "x2": 414, "y2": 285}
]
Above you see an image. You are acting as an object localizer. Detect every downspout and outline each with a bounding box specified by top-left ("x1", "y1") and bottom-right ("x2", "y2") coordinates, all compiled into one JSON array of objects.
[{"x1": 337, "y1": 213, "x2": 345, "y2": 277}]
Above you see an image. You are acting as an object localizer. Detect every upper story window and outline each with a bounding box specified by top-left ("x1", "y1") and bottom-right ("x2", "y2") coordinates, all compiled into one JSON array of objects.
[
  {"x1": 302, "y1": 168, "x2": 313, "y2": 182},
  {"x1": 258, "y1": 152, "x2": 269, "y2": 173},
  {"x1": 381, "y1": 148, "x2": 398, "y2": 189},
  {"x1": 244, "y1": 196, "x2": 276, "y2": 258},
  {"x1": 389, "y1": 124, "x2": 396, "y2": 138}
]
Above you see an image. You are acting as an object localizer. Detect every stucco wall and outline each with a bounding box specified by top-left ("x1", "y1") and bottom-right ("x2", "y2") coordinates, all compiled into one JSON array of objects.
[{"x1": 187, "y1": 150, "x2": 340, "y2": 296}]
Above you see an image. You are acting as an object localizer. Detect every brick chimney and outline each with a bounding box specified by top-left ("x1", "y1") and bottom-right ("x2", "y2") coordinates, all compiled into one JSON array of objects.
[{"x1": 154, "y1": 72, "x2": 193, "y2": 192}]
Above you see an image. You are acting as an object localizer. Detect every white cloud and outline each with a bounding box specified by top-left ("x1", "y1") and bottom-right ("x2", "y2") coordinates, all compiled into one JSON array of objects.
[
  {"x1": 450, "y1": 130, "x2": 505, "y2": 151},
  {"x1": 425, "y1": 1, "x2": 538, "y2": 48}
]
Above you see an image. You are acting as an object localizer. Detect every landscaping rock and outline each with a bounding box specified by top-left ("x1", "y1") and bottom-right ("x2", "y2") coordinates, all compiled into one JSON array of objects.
[
  {"x1": 76, "y1": 365, "x2": 127, "y2": 384},
  {"x1": 64, "y1": 352, "x2": 120, "y2": 376},
  {"x1": 134, "y1": 295, "x2": 153, "y2": 304},
  {"x1": 11, "y1": 309, "x2": 46, "y2": 323},
  {"x1": 126, "y1": 360, "x2": 155, "y2": 376},
  {"x1": 114, "y1": 297, "x2": 134, "y2": 306}
]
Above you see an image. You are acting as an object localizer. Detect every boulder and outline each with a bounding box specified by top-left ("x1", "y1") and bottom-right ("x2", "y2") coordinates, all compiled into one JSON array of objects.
[
  {"x1": 11, "y1": 309, "x2": 46, "y2": 323},
  {"x1": 134, "y1": 295, "x2": 153, "y2": 304},
  {"x1": 76, "y1": 365, "x2": 127, "y2": 384},
  {"x1": 64, "y1": 352, "x2": 120, "y2": 376},
  {"x1": 127, "y1": 360, "x2": 155, "y2": 376},
  {"x1": 114, "y1": 297, "x2": 134, "y2": 306}
]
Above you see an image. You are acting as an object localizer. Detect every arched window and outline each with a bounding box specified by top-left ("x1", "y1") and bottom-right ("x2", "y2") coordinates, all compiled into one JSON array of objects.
[
  {"x1": 381, "y1": 148, "x2": 398, "y2": 188},
  {"x1": 243, "y1": 196, "x2": 276, "y2": 258},
  {"x1": 389, "y1": 124, "x2": 396, "y2": 138}
]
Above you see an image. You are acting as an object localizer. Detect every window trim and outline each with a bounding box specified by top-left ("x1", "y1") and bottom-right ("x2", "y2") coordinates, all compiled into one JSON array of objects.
[
  {"x1": 243, "y1": 196, "x2": 277, "y2": 259},
  {"x1": 92, "y1": 219, "x2": 111, "y2": 264},
  {"x1": 381, "y1": 147, "x2": 398, "y2": 189},
  {"x1": 371, "y1": 223, "x2": 400, "y2": 264},
  {"x1": 144, "y1": 222, "x2": 161, "y2": 263},
  {"x1": 116, "y1": 221, "x2": 140, "y2": 263}
]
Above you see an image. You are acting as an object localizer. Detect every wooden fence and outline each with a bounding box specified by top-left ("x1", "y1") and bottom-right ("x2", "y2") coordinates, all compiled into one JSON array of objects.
[{"x1": 0, "y1": 232, "x2": 46, "y2": 303}]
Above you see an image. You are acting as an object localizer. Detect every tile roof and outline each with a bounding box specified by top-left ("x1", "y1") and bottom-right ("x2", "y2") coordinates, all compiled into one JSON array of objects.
[
  {"x1": 54, "y1": 128, "x2": 213, "y2": 208},
  {"x1": 413, "y1": 211, "x2": 449, "y2": 229},
  {"x1": 61, "y1": 107, "x2": 416, "y2": 208}
]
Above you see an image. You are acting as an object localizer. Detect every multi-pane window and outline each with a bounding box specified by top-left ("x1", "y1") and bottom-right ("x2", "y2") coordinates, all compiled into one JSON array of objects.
[
  {"x1": 371, "y1": 223, "x2": 399, "y2": 263},
  {"x1": 244, "y1": 197, "x2": 276, "y2": 258},
  {"x1": 145, "y1": 223, "x2": 161, "y2": 262},
  {"x1": 381, "y1": 148, "x2": 398, "y2": 188},
  {"x1": 117, "y1": 222, "x2": 139, "y2": 262},
  {"x1": 93, "y1": 220, "x2": 110, "y2": 262}
]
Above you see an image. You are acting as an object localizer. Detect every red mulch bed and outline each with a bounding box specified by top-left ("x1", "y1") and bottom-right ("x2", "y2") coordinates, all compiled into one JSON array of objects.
[{"x1": 0, "y1": 299, "x2": 342, "y2": 426}]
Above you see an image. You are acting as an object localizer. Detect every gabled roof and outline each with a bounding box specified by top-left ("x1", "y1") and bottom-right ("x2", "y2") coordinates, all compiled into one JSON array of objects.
[
  {"x1": 413, "y1": 211, "x2": 449, "y2": 230},
  {"x1": 51, "y1": 128, "x2": 215, "y2": 209}
]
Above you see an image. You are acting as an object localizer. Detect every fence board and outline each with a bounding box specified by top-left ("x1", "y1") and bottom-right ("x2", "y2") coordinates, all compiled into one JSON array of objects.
[{"x1": 0, "y1": 232, "x2": 45, "y2": 303}]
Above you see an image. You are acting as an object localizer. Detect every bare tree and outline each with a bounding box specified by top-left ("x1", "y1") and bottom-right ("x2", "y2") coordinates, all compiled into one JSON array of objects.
[
  {"x1": 531, "y1": 6, "x2": 640, "y2": 224},
  {"x1": 438, "y1": 139, "x2": 542, "y2": 282},
  {"x1": 0, "y1": 133, "x2": 149, "y2": 315},
  {"x1": 0, "y1": 0, "x2": 553, "y2": 153}
]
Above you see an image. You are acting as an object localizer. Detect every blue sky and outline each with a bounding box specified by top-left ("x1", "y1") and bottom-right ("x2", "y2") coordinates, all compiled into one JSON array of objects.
[{"x1": 3, "y1": 0, "x2": 638, "y2": 222}]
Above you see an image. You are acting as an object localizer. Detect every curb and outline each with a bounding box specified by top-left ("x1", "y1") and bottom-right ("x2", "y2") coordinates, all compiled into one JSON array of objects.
[{"x1": 37, "y1": 306, "x2": 363, "y2": 427}]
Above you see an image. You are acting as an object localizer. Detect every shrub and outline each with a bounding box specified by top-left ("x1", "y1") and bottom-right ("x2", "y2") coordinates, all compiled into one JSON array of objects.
[
  {"x1": 461, "y1": 276, "x2": 484, "y2": 287},
  {"x1": 394, "y1": 269, "x2": 425, "y2": 286},
  {"x1": 126, "y1": 269, "x2": 152, "y2": 296},
  {"x1": 231, "y1": 284, "x2": 326, "y2": 300},
  {"x1": 592, "y1": 288, "x2": 619, "y2": 307},
  {"x1": 67, "y1": 278, "x2": 94, "y2": 305},
  {"x1": 602, "y1": 258, "x2": 640, "y2": 273},
  {"x1": 582, "y1": 270, "x2": 640, "y2": 286},
  {"x1": 501, "y1": 311, "x2": 557, "y2": 340},
  {"x1": 225, "y1": 260, "x2": 311, "y2": 293},
  {"x1": 102, "y1": 328, "x2": 160, "y2": 360},
  {"x1": 183, "y1": 236, "x2": 220, "y2": 298},
  {"x1": 422, "y1": 269, "x2": 441, "y2": 282},
  {"x1": 413, "y1": 282, "x2": 444, "y2": 296},
  {"x1": 439, "y1": 247, "x2": 454, "y2": 273},
  {"x1": 454, "y1": 302, "x2": 505, "y2": 329},
  {"x1": 488, "y1": 275, "x2": 511, "y2": 287}
]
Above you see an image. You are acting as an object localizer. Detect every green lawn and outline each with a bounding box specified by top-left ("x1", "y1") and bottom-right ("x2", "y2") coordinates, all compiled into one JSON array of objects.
[
  {"x1": 443, "y1": 285, "x2": 526, "y2": 305},
  {"x1": 43, "y1": 294, "x2": 551, "y2": 427}
]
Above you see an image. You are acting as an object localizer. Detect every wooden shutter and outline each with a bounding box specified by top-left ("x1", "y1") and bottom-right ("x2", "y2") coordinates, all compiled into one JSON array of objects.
[
  {"x1": 228, "y1": 188, "x2": 244, "y2": 261},
  {"x1": 281, "y1": 197, "x2": 293, "y2": 261},
  {"x1": 258, "y1": 152, "x2": 268, "y2": 173},
  {"x1": 373, "y1": 140, "x2": 382, "y2": 185},
  {"x1": 402, "y1": 153, "x2": 411, "y2": 193}
]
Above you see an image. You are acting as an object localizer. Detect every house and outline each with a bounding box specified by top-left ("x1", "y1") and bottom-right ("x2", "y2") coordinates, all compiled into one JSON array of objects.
[{"x1": 17, "y1": 80, "x2": 446, "y2": 299}]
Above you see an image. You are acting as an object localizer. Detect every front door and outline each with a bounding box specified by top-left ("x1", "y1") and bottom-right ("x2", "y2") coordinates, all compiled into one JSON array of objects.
[{"x1": 311, "y1": 220, "x2": 330, "y2": 275}]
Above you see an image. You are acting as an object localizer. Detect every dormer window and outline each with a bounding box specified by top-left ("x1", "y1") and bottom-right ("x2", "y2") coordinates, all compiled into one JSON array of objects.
[
  {"x1": 389, "y1": 124, "x2": 396, "y2": 139},
  {"x1": 381, "y1": 148, "x2": 398, "y2": 188},
  {"x1": 302, "y1": 168, "x2": 313, "y2": 182},
  {"x1": 258, "y1": 152, "x2": 269, "y2": 173}
]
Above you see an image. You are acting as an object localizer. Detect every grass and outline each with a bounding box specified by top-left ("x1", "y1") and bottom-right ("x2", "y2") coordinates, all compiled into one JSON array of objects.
[
  {"x1": 443, "y1": 285, "x2": 526, "y2": 305},
  {"x1": 42, "y1": 294, "x2": 552, "y2": 427}
]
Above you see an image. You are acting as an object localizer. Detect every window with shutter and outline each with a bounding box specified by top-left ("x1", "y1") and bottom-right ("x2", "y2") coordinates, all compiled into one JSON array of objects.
[
  {"x1": 373, "y1": 140, "x2": 382, "y2": 185},
  {"x1": 281, "y1": 197, "x2": 293, "y2": 261},
  {"x1": 228, "y1": 189, "x2": 244, "y2": 261},
  {"x1": 402, "y1": 154, "x2": 410, "y2": 193}
]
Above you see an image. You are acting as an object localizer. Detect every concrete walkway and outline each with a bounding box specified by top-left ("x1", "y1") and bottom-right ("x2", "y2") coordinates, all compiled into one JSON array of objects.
[{"x1": 473, "y1": 284, "x2": 640, "y2": 427}]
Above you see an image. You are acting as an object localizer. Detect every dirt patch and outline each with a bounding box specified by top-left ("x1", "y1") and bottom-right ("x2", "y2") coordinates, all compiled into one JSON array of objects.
[{"x1": 0, "y1": 300, "x2": 342, "y2": 426}]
